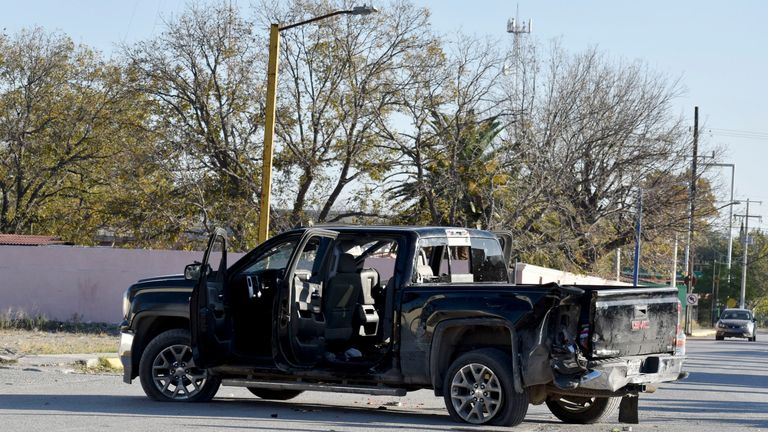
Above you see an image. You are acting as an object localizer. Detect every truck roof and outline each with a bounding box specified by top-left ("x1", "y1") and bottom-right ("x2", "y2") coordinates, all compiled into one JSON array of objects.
[{"x1": 295, "y1": 225, "x2": 500, "y2": 239}]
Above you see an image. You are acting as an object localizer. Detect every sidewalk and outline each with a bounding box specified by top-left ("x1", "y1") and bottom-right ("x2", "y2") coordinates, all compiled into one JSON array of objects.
[{"x1": 689, "y1": 328, "x2": 716, "y2": 338}]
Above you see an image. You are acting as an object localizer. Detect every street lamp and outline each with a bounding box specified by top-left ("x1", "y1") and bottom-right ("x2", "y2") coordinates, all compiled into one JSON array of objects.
[{"x1": 257, "y1": 5, "x2": 378, "y2": 244}]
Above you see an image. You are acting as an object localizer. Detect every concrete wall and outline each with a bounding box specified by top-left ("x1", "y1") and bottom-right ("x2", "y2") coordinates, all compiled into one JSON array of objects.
[
  {"x1": 0, "y1": 245, "x2": 240, "y2": 324},
  {"x1": 514, "y1": 262, "x2": 633, "y2": 286}
]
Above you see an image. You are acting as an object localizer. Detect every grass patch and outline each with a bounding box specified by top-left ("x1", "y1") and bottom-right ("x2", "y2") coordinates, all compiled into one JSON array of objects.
[
  {"x1": 8, "y1": 331, "x2": 119, "y2": 355},
  {"x1": 0, "y1": 310, "x2": 120, "y2": 356},
  {"x1": 0, "y1": 310, "x2": 49, "y2": 331},
  {"x1": 0, "y1": 309, "x2": 118, "y2": 335}
]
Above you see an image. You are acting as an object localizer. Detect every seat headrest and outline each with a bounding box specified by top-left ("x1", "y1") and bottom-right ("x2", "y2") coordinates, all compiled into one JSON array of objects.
[{"x1": 338, "y1": 253, "x2": 357, "y2": 273}]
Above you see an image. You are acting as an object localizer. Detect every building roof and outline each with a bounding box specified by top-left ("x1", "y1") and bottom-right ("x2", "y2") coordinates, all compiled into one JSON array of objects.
[{"x1": 0, "y1": 234, "x2": 67, "y2": 246}]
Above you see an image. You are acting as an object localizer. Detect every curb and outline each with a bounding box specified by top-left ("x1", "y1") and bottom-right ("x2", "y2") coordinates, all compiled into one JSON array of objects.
[{"x1": 690, "y1": 329, "x2": 716, "y2": 337}]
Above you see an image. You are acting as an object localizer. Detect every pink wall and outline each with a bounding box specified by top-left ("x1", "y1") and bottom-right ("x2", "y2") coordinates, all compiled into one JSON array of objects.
[{"x1": 0, "y1": 245, "x2": 243, "y2": 324}]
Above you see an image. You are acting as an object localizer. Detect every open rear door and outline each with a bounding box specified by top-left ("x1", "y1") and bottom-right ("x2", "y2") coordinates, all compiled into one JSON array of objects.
[
  {"x1": 274, "y1": 228, "x2": 338, "y2": 369},
  {"x1": 190, "y1": 227, "x2": 230, "y2": 368}
]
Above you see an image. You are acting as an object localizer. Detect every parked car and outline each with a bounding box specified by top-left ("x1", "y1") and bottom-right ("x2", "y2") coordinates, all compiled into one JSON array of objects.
[
  {"x1": 119, "y1": 226, "x2": 686, "y2": 427},
  {"x1": 715, "y1": 308, "x2": 757, "y2": 341}
]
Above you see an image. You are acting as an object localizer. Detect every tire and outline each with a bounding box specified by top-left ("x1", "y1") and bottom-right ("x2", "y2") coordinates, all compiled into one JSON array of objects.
[
  {"x1": 443, "y1": 348, "x2": 528, "y2": 426},
  {"x1": 546, "y1": 395, "x2": 621, "y2": 424},
  {"x1": 139, "y1": 329, "x2": 221, "y2": 402},
  {"x1": 716, "y1": 335, "x2": 724, "y2": 341},
  {"x1": 750, "y1": 334, "x2": 756, "y2": 342},
  {"x1": 247, "y1": 388, "x2": 304, "y2": 400}
]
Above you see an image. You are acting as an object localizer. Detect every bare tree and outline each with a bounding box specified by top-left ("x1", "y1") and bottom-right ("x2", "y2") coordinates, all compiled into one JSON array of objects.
[
  {"x1": 256, "y1": 0, "x2": 435, "y2": 228},
  {"x1": 382, "y1": 35, "x2": 512, "y2": 228},
  {"x1": 123, "y1": 2, "x2": 264, "y2": 248},
  {"x1": 509, "y1": 45, "x2": 697, "y2": 272}
]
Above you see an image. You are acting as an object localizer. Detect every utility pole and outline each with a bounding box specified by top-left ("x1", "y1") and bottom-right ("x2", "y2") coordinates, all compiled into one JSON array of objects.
[
  {"x1": 632, "y1": 189, "x2": 643, "y2": 286},
  {"x1": 684, "y1": 106, "x2": 698, "y2": 335},
  {"x1": 734, "y1": 199, "x2": 762, "y2": 309},
  {"x1": 710, "y1": 259, "x2": 719, "y2": 324}
]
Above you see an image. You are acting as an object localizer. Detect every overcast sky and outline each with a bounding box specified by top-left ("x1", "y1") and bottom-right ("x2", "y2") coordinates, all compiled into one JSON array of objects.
[{"x1": 4, "y1": 0, "x2": 767, "y2": 234}]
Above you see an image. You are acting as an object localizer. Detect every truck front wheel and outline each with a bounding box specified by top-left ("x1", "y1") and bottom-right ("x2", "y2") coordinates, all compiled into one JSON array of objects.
[
  {"x1": 545, "y1": 395, "x2": 620, "y2": 424},
  {"x1": 139, "y1": 329, "x2": 220, "y2": 402},
  {"x1": 443, "y1": 348, "x2": 528, "y2": 426}
]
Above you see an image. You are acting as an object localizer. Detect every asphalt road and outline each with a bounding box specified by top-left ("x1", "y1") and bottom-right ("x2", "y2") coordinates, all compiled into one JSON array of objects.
[{"x1": 1, "y1": 333, "x2": 766, "y2": 432}]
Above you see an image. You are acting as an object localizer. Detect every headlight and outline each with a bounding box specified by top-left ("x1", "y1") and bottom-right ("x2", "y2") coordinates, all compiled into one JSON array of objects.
[
  {"x1": 122, "y1": 289, "x2": 131, "y2": 318},
  {"x1": 717, "y1": 322, "x2": 726, "y2": 328}
]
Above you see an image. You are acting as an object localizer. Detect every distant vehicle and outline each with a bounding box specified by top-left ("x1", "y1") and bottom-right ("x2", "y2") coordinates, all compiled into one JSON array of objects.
[{"x1": 715, "y1": 308, "x2": 757, "y2": 341}]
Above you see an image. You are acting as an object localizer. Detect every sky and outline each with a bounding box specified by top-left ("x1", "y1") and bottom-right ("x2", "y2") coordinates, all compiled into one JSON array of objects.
[{"x1": 4, "y1": 0, "x2": 768, "y2": 233}]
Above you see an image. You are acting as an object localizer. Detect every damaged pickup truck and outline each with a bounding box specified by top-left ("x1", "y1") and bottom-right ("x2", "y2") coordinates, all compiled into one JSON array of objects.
[{"x1": 119, "y1": 226, "x2": 686, "y2": 427}]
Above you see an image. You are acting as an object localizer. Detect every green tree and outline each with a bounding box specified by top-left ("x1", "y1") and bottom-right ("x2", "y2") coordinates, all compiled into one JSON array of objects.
[
  {"x1": 0, "y1": 28, "x2": 150, "y2": 244},
  {"x1": 383, "y1": 36, "x2": 510, "y2": 228}
]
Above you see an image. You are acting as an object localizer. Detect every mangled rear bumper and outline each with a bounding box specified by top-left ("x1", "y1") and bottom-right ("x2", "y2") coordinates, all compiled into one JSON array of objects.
[{"x1": 578, "y1": 354, "x2": 685, "y2": 392}]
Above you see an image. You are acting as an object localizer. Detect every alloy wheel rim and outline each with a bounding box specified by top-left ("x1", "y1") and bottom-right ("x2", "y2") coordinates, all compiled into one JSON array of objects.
[
  {"x1": 151, "y1": 344, "x2": 207, "y2": 400},
  {"x1": 450, "y1": 362, "x2": 503, "y2": 424}
]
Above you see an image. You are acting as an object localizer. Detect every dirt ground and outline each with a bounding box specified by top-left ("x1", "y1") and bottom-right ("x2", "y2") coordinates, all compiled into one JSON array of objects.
[{"x1": 0, "y1": 329, "x2": 119, "y2": 357}]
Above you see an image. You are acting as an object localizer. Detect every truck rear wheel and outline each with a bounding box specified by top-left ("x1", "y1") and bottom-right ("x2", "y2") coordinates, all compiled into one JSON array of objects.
[
  {"x1": 139, "y1": 329, "x2": 220, "y2": 402},
  {"x1": 247, "y1": 388, "x2": 304, "y2": 400},
  {"x1": 443, "y1": 348, "x2": 528, "y2": 426},
  {"x1": 545, "y1": 395, "x2": 620, "y2": 424}
]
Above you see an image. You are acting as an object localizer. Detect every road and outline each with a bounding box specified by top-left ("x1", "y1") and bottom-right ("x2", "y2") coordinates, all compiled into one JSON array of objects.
[{"x1": 1, "y1": 334, "x2": 766, "y2": 431}]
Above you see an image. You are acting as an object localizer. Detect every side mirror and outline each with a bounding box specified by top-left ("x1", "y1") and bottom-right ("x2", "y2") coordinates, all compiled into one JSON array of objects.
[{"x1": 184, "y1": 263, "x2": 202, "y2": 281}]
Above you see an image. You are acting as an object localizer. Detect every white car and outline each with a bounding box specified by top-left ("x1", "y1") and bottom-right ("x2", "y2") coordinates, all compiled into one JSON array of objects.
[{"x1": 716, "y1": 308, "x2": 757, "y2": 342}]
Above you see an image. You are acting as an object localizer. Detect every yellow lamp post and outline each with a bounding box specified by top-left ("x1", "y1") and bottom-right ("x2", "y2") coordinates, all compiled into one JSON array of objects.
[{"x1": 257, "y1": 5, "x2": 378, "y2": 244}]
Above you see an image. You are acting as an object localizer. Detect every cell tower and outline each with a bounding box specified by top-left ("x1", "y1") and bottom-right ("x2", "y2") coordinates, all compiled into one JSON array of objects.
[
  {"x1": 506, "y1": 5, "x2": 532, "y2": 37},
  {"x1": 505, "y1": 5, "x2": 532, "y2": 132},
  {"x1": 506, "y1": 5, "x2": 532, "y2": 56}
]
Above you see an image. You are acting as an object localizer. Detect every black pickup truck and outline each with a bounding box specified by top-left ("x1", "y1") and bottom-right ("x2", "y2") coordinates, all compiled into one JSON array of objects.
[{"x1": 119, "y1": 226, "x2": 685, "y2": 427}]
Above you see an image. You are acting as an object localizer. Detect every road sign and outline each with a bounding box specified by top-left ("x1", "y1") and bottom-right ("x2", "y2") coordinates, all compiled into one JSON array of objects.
[{"x1": 686, "y1": 293, "x2": 699, "y2": 306}]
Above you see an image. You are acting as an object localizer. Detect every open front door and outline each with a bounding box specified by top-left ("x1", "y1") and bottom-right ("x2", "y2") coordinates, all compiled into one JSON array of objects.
[
  {"x1": 190, "y1": 227, "x2": 230, "y2": 368},
  {"x1": 274, "y1": 229, "x2": 338, "y2": 369}
]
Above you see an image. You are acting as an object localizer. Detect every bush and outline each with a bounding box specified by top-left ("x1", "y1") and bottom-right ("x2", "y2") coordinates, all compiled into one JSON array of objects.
[{"x1": 0, "y1": 308, "x2": 117, "y2": 335}]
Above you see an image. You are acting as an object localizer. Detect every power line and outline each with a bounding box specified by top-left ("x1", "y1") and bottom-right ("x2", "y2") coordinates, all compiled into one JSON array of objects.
[{"x1": 708, "y1": 128, "x2": 768, "y2": 141}]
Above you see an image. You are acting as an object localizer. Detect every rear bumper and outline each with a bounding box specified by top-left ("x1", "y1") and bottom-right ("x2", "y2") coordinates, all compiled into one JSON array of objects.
[
  {"x1": 579, "y1": 354, "x2": 685, "y2": 392},
  {"x1": 118, "y1": 331, "x2": 134, "y2": 384}
]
